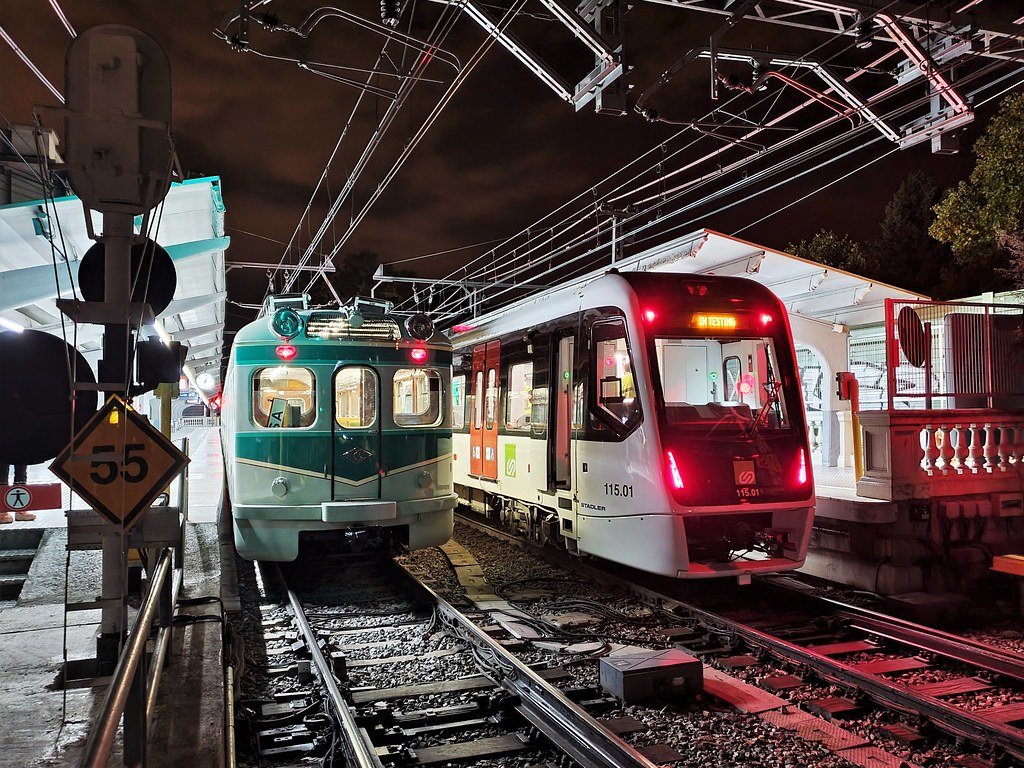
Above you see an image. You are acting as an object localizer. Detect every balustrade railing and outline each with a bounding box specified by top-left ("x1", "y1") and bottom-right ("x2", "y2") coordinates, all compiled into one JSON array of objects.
[{"x1": 856, "y1": 410, "x2": 1024, "y2": 500}]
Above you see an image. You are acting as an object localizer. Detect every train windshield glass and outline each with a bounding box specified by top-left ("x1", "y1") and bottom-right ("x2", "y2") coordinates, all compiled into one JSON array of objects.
[{"x1": 651, "y1": 336, "x2": 790, "y2": 433}]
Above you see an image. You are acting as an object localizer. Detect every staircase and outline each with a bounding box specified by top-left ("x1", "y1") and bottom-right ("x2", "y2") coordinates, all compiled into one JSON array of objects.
[{"x1": 0, "y1": 529, "x2": 43, "y2": 602}]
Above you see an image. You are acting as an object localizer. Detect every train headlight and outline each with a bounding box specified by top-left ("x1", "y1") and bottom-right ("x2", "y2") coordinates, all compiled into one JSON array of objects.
[
  {"x1": 270, "y1": 307, "x2": 302, "y2": 340},
  {"x1": 405, "y1": 313, "x2": 433, "y2": 341},
  {"x1": 271, "y1": 477, "x2": 289, "y2": 497}
]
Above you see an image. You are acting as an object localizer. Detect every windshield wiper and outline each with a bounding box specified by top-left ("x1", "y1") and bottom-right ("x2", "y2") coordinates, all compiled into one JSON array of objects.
[{"x1": 745, "y1": 381, "x2": 782, "y2": 437}]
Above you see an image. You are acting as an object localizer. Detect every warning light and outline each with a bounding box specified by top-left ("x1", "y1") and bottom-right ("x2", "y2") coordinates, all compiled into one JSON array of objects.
[
  {"x1": 410, "y1": 346, "x2": 428, "y2": 364},
  {"x1": 797, "y1": 448, "x2": 808, "y2": 485},
  {"x1": 643, "y1": 308, "x2": 658, "y2": 323},
  {"x1": 666, "y1": 451, "x2": 684, "y2": 489},
  {"x1": 275, "y1": 345, "x2": 298, "y2": 361},
  {"x1": 759, "y1": 313, "x2": 774, "y2": 327},
  {"x1": 693, "y1": 313, "x2": 738, "y2": 330}
]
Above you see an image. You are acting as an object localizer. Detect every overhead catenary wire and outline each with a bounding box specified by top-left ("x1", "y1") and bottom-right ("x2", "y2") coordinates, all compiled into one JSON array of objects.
[
  {"x1": 420, "y1": 55, "x2": 1015, "y2": 320},
  {"x1": 391, "y1": 3, "x2": 911, "y2": 301},
  {"x1": 415, "y1": 53, "x2": 1007, "y2": 315},
  {"x1": 0, "y1": 24, "x2": 64, "y2": 103},
  {"x1": 295, "y1": 0, "x2": 533, "y2": 296},
  {"x1": 48, "y1": 0, "x2": 77, "y2": 38},
  {"x1": 389, "y1": 0, "x2": 959, "y2": 313},
  {"x1": 264, "y1": 4, "x2": 466, "y2": 299}
]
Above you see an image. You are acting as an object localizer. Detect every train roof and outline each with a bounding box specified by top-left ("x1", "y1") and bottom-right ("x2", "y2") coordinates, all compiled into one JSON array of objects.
[{"x1": 233, "y1": 307, "x2": 450, "y2": 347}]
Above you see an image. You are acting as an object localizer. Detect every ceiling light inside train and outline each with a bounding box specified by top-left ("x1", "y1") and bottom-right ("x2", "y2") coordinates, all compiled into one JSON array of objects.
[{"x1": 269, "y1": 307, "x2": 302, "y2": 340}]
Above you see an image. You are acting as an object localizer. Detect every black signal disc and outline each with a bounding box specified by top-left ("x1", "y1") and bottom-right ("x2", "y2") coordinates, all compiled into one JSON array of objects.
[
  {"x1": 0, "y1": 330, "x2": 98, "y2": 464},
  {"x1": 77, "y1": 238, "x2": 177, "y2": 316}
]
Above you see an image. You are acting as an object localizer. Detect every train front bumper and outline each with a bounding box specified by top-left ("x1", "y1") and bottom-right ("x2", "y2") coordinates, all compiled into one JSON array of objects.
[{"x1": 233, "y1": 493, "x2": 458, "y2": 522}]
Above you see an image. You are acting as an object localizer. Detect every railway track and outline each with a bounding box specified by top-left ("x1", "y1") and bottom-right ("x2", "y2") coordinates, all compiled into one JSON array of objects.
[
  {"x1": 454, "y1": 511, "x2": 1024, "y2": 767},
  {"x1": 240, "y1": 555, "x2": 658, "y2": 767}
]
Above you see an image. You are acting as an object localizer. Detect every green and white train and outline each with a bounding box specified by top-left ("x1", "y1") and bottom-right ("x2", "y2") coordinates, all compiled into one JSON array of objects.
[{"x1": 222, "y1": 294, "x2": 456, "y2": 561}]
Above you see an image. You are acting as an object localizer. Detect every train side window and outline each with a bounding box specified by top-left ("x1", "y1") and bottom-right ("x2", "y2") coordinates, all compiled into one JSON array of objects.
[
  {"x1": 253, "y1": 367, "x2": 316, "y2": 428},
  {"x1": 505, "y1": 362, "x2": 533, "y2": 430},
  {"x1": 334, "y1": 367, "x2": 377, "y2": 428},
  {"x1": 473, "y1": 371, "x2": 484, "y2": 429},
  {"x1": 531, "y1": 387, "x2": 548, "y2": 434},
  {"x1": 592, "y1": 319, "x2": 640, "y2": 427},
  {"x1": 394, "y1": 369, "x2": 443, "y2": 427},
  {"x1": 485, "y1": 368, "x2": 498, "y2": 430},
  {"x1": 452, "y1": 375, "x2": 467, "y2": 430}
]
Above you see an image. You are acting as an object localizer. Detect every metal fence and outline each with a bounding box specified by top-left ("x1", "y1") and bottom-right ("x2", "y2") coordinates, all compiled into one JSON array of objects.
[{"x1": 883, "y1": 298, "x2": 1024, "y2": 411}]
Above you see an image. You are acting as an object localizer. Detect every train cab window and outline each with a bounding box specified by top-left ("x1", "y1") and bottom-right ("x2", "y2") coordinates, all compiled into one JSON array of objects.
[
  {"x1": 452, "y1": 375, "x2": 467, "y2": 430},
  {"x1": 335, "y1": 367, "x2": 377, "y2": 428},
  {"x1": 485, "y1": 368, "x2": 498, "y2": 430},
  {"x1": 394, "y1": 369, "x2": 443, "y2": 427},
  {"x1": 473, "y1": 371, "x2": 484, "y2": 429},
  {"x1": 253, "y1": 367, "x2": 316, "y2": 428},
  {"x1": 654, "y1": 338, "x2": 790, "y2": 432},
  {"x1": 505, "y1": 363, "x2": 533, "y2": 430},
  {"x1": 592, "y1": 319, "x2": 641, "y2": 427}
]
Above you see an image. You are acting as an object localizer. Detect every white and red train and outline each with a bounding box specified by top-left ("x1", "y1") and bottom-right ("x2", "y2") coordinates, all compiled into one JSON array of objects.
[{"x1": 450, "y1": 271, "x2": 815, "y2": 580}]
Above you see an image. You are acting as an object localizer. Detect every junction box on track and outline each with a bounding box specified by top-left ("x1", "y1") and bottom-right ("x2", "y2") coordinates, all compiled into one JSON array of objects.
[{"x1": 599, "y1": 648, "x2": 703, "y2": 703}]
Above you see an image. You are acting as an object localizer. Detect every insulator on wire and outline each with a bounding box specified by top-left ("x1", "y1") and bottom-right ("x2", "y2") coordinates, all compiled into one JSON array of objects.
[{"x1": 381, "y1": 0, "x2": 404, "y2": 27}]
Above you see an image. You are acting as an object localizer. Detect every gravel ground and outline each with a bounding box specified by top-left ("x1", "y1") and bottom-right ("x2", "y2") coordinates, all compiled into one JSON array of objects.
[{"x1": 403, "y1": 522, "x2": 871, "y2": 768}]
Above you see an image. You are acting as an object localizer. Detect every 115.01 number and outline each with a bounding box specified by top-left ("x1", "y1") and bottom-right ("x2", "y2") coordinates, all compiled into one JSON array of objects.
[{"x1": 603, "y1": 483, "x2": 634, "y2": 498}]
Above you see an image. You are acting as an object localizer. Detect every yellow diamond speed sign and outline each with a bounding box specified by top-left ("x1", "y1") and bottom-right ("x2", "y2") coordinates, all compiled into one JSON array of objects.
[{"x1": 50, "y1": 395, "x2": 189, "y2": 530}]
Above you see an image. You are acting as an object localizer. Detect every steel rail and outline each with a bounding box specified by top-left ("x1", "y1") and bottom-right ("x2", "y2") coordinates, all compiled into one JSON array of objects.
[
  {"x1": 393, "y1": 561, "x2": 658, "y2": 768},
  {"x1": 275, "y1": 565, "x2": 385, "y2": 768},
  {"x1": 767, "y1": 584, "x2": 1024, "y2": 682},
  {"x1": 453, "y1": 513, "x2": 1024, "y2": 761},
  {"x1": 82, "y1": 548, "x2": 174, "y2": 768}
]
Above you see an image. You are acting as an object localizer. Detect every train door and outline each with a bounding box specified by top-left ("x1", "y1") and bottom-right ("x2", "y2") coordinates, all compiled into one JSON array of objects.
[
  {"x1": 482, "y1": 341, "x2": 500, "y2": 479},
  {"x1": 552, "y1": 335, "x2": 573, "y2": 489},
  {"x1": 470, "y1": 345, "x2": 485, "y2": 476},
  {"x1": 331, "y1": 366, "x2": 382, "y2": 500}
]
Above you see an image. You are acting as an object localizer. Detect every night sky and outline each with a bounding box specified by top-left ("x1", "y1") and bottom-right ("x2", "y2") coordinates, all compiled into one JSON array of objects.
[{"x1": 1, "y1": 0, "x2": 1008, "y2": 321}]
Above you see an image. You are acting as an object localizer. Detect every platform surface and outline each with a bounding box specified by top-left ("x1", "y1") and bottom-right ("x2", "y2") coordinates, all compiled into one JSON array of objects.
[{"x1": 0, "y1": 426, "x2": 227, "y2": 767}]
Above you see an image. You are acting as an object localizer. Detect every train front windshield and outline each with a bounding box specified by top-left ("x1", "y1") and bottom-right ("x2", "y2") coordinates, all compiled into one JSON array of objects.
[{"x1": 651, "y1": 335, "x2": 791, "y2": 436}]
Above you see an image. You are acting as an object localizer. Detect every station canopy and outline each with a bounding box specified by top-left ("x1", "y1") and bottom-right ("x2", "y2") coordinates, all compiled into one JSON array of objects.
[
  {"x1": 0, "y1": 176, "x2": 229, "y2": 388},
  {"x1": 618, "y1": 229, "x2": 926, "y2": 329}
]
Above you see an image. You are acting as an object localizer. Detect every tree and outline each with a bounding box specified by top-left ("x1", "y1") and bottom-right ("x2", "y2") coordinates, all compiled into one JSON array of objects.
[
  {"x1": 868, "y1": 170, "x2": 953, "y2": 296},
  {"x1": 931, "y1": 93, "x2": 1024, "y2": 274},
  {"x1": 786, "y1": 229, "x2": 875, "y2": 274}
]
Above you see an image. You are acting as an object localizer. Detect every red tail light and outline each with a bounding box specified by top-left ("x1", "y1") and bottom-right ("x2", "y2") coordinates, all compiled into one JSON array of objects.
[
  {"x1": 797, "y1": 448, "x2": 808, "y2": 485},
  {"x1": 643, "y1": 308, "x2": 658, "y2": 323},
  {"x1": 275, "y1": 345, "x2": 297, "y2": 361},
  {"x1": 666, "y1": 451, "x2": 685, "y2": 489},
  {"x1": 759, "y1": 312, "x2": 773, "y2": 327},
  {"x1": 410, "y1": 346, "x2": 428, "y2": 363}
]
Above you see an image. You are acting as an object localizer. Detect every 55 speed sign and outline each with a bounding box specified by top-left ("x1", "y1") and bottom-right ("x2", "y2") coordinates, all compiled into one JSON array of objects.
[{"x1": 50, "y1": 395, "x2": 189, "y2": 530}]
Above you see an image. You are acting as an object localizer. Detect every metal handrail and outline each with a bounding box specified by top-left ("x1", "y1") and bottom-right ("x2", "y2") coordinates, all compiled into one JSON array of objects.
[{"x1": 81, "y1": 548, "x2": 174, "y2": 768}]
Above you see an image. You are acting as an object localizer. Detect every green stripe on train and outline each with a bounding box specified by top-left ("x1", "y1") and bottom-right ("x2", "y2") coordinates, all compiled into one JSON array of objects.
[
  {"x1": 234, "y1": 345, "x2": 452, "y2": 365},
  {"x1": 234, "y1": 431, "x2": 452, "y2": 481}
]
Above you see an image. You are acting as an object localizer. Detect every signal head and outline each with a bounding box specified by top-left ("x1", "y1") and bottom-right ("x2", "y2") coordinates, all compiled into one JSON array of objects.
[
  {"x1": 270, "y1": 307, "x2": 302, "y2": 340},
  {"x1": 405, "y1": 313, "x2": 434, "y2": 341}
]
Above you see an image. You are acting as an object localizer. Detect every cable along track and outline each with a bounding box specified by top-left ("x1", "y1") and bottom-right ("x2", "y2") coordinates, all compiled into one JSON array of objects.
[
  {"x1": 270, "y1": 557, "x2": 656, "y2": 768},
  {"x1": 453, "y1": 512, "x2": 1024, "y2": 765}
]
